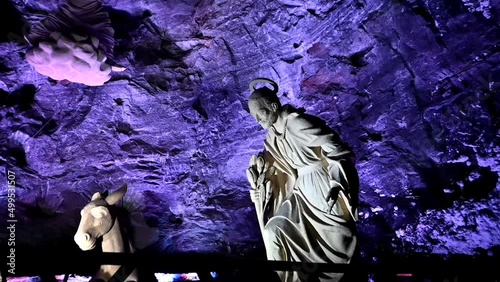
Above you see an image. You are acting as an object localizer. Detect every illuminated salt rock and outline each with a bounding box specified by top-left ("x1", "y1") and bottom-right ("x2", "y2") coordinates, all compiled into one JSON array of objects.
[
  {"x1": 26, "y1": 32, "x2": 124, "y2": 86},
  {"x1": 24, "y1": 0, "x2": 125, "y2": 86}
]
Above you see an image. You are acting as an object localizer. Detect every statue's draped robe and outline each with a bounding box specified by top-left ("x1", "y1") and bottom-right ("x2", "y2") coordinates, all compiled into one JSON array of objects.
[{"x1": 262, "y1": 105, "x2": 358, "y2": 282}]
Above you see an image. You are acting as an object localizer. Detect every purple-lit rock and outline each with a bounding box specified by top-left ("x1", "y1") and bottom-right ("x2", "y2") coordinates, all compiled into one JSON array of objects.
[{"x1": 0, "y1": 0, "x2": 499, "y2": 263}]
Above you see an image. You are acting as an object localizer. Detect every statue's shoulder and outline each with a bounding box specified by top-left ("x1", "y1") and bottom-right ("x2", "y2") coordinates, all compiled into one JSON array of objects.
[
  {"x1": 283, "y1": 104, "x2": 305, "y2": 123},
  {"x1": 283, "y1": 105, "x2": 328, "y2": 132}
]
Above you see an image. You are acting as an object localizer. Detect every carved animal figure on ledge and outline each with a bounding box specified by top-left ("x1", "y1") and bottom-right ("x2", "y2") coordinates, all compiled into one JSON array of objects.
[{"x1": 74, "y1": 184, "x2": 143, "y2": 282}]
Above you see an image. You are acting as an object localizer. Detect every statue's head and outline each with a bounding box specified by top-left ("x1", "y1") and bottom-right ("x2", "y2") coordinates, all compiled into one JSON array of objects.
[
  {"x1": 248, "y1": 78, "x2": 281, "y2": 130},
  {"x1": 74, "y1": 184, "x2": 127, "y2": 251}
]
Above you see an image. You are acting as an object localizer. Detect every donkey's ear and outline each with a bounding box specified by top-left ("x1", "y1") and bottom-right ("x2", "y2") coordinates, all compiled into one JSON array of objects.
[
  {"x1": 105, "y1": 184, "x2": 127, "y2": 205},
  {"x1": 91, "y1": 192, "x2": 102, "y2": 201}
]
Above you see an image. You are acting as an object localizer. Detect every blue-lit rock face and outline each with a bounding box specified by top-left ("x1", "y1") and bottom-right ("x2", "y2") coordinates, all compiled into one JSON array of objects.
[{"x1": 0, "y1": 0, "x2": 499, "y2": 261}]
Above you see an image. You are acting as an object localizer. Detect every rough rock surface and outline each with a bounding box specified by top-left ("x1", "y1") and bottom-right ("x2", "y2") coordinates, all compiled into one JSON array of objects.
[{"x1": 1, "y1": 0, "x2": 499, "y2": 265}]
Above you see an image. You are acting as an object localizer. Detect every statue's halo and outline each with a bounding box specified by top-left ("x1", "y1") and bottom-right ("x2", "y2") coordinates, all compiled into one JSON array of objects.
[{"x1": 249, "y1": 78, "x2": 279, "y2": 94}]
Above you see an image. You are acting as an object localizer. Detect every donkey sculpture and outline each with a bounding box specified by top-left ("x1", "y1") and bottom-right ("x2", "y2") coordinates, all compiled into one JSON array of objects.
[{"x1": 74, "y1": 184, "x2": 143, "y2": 282}]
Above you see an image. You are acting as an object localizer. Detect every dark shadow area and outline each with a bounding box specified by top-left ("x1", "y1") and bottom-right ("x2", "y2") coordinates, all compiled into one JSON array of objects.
[
  {"x1": 14, "y1": 84, "x2": 37, "y2": 111},
  {"x1": 0, "y1": 88, "x2": 9, "y2": 105},
  {"x1": 348, "y1": 46, "x2": 373, "y2": 68},
  {"x1": 480, "y1": 69, "x2": 500, "y2": 129},
  {"x1": 135, "y1": 34, "x2": 190, "y2": 67},
  {"x1": 0, "y1": 1, "x2": 28, "y2": 43},
  {"x1": 358, "y1": 212, "x2": 395, "y2": 258},
  {"x1": 0, "y1": 84, "x2": 37, "y2": 110},
  {"x1": 193, "y1": 97, "x2": 209, "y2": 119},
  {"x1": 106, "y1": 7, "x2": 190, "y2": 68},
  {"x1": 210, "y1": 266, "x2": 281, "y2": 282},
  {"x1": 106, "y1": 8, "x2": 151, "y2": 40},
  {"x1": 442, "y1": 0, "x2": 468, "y2": 16},
  {"x1": 5, "y1": 146, "x2": 28, "y2": 167},
  {"x1": 105, "y1": 7, "x2": 151, "y2": 66},
  {"x1": 0, "y1": 60, "x2": 13, "y2": 72},
  {"x1": 340, "y1": 247, "x2": 367, "y2": 282},
  {"x1": 463, "y1": 167, "x2": 498, "y2": 199},
  {"x1": 134, "y1": 45, "x2": 159, "y2": 65},
  {"x1": 0, "y1": 84, "x2": 58, "y2": 137},
  {"x1": 414, "y1": 163, "x2": 472, "y2": 210},
  {"x1": 4, "y1": 250, "x2": 500, "y2": 281}
]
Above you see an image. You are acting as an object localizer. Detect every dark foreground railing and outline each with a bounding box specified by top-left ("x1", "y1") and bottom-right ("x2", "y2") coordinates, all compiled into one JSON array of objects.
[{"x1": 2, "y1": 252, "x2": 500, "y2": 282}]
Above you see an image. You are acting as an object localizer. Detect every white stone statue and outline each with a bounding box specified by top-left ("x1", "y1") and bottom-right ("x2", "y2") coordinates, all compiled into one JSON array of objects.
[
  {"x1": 246, "y1": 78, "x2": 359, "y2": 282},
  {"x1": 74, "y1": 184, "x2": 139, "y2": 282},
  {"x1": 25, "y1": 0, "x2": 125, "y2": 86}
]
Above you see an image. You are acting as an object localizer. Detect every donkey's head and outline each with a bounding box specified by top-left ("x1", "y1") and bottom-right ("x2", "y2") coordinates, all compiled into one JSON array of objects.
[{"x1": 74, "y1": 184, "x2": 127, "y2": 250}]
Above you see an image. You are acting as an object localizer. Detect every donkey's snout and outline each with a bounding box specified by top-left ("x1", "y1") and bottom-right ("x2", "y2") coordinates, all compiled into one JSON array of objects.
[
  {"x1": 74, "y1": 232, "x2": 90, "y2": 242},
  {"x1": 74, "y1": 232, "x2": 94, "y2": 250}
]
